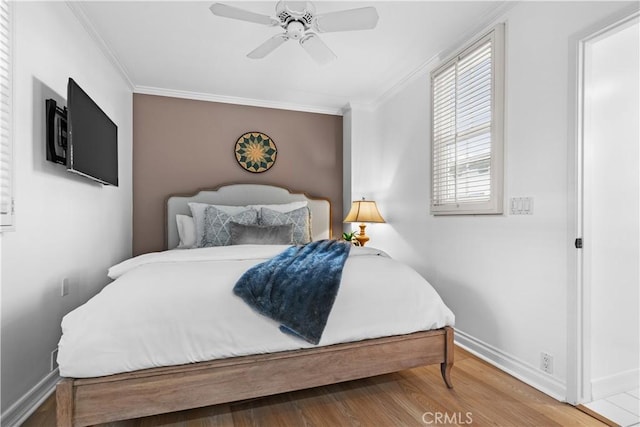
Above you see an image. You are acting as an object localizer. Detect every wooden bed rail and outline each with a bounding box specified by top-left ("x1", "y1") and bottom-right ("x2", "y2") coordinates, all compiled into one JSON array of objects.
[{"x1": 57, "y1": 327, "x2": 454, "y2": 426}]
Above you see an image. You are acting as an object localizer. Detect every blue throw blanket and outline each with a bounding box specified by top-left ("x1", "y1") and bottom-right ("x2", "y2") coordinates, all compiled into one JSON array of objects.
[{"x1": 233, "y1": 239, "x2": 351, "y2": 344}]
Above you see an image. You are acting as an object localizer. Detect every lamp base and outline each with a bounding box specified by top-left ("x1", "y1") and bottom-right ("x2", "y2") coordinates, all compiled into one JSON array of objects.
[{"x1": 355, "y1": 223, "x2": 370, "y2": 247}]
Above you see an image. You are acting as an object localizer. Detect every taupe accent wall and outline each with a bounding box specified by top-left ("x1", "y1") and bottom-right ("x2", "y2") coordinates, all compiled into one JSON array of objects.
[{"x1": 133, "y1": 94, "x2": 343, "y2": 255}]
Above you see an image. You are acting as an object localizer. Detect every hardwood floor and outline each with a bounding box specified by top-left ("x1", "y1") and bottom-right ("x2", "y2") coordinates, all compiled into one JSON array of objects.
[{"x1": 23, "y1": 346, "x2": 604, "y2": 426}]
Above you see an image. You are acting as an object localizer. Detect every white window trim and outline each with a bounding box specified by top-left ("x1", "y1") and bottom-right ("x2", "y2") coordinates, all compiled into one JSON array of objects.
[
  {"x1": 0, "y1": 0, "x2": 13, "y2": 230},
  {"x1": 430, "y1": 24, "x2": 505, "y2": 215}
]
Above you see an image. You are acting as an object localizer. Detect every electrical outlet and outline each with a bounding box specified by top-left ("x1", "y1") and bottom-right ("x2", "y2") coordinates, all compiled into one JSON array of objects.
[
  {"x1": 61, "y1": 278, "x2": 70, "y2": 297},
  {"x1": 541, "y1": 352, "x2": 553, "y2": 374},
  {"x1": 50, "y1": 348, "x2": 59, "y2": 371}
]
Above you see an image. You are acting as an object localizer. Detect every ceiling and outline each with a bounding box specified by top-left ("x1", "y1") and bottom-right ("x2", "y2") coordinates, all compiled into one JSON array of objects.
[{"x1": 75, "y1": 1, "x2": 507, "y2": 114}]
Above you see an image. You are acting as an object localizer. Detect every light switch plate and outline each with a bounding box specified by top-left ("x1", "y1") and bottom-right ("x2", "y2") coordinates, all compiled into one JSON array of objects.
[{"x1": 510, "y1": 197, "x2": 534, "y2": 215}]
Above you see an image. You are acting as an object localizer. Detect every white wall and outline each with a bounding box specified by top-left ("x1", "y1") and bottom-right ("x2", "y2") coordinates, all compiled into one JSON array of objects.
[
  {"x1": 343, "y1": 104, "x2": 382, "y2": 236},
  {"x1": 584, "y1": 19, "x2": 639, "y2": 399},
  {"x1": 343, "y1": 108, "x2": 353, "y2": 222},
  {"x1": 349, "y1": 1, "x2": 635, "y2": 400},
  {"x1": 1, "y1": 1, "x2": 132, "y2": 415}
]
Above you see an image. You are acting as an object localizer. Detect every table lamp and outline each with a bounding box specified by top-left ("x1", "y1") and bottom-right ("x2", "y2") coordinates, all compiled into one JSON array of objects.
[{"x1": 343, "y1": 198, "x2": 385, "y2": 247}]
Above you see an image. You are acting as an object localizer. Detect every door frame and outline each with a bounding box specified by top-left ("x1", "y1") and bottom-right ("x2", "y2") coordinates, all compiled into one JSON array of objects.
[{"x1": 566, "y1": 6, "x2": 640, "y2": 405}]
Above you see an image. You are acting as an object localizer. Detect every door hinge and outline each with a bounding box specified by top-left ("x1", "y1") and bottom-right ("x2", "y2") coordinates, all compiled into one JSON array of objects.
[{"x1": 575, "y1": 238, "x2": 583, "y2": 249}]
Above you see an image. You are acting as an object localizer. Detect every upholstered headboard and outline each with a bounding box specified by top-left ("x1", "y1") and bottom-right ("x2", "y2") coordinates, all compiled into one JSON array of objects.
[{"x1": 166, "y1": 184, "x2": 332, "y2": 249}]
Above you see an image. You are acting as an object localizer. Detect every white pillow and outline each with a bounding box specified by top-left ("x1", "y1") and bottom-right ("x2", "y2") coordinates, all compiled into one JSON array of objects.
[
  {"x1": 176, "y1": 214, "x2": 196, "y2": 249},
  {"x1": 246, "y1": 201, "x2": 308, "y2": 213}
]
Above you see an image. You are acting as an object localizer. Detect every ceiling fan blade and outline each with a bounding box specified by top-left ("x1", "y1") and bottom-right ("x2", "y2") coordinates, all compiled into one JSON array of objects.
[
  {"x1": 209, "y1": 3, "x2": 277, "y2": 26},
  {"x1": 247, "y1": 34, "x2": 289, "y2": 59},
  {"x1": 313, "y1": 7, "x2": 379, "y2": 33},
  {"x1": 299, "y1": 33, "x2": 336, "y2": 65}
]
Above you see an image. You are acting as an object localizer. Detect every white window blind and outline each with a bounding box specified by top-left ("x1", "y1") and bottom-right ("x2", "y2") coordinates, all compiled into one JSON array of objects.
[
  {"x1": 0, "y1": 0, "x2": 12, "y2": 228},
  {"x1": 431, "y1": 25, "x2": 504, "y2": 215}
]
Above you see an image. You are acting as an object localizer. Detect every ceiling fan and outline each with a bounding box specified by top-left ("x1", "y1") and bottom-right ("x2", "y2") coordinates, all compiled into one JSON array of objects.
[{"x1": 209, "y1": 1, "x2": 379, "y2": 65}]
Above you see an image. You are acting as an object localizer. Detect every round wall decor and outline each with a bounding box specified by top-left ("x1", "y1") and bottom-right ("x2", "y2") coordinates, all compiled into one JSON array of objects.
[{"x1": 234, "y1": 132, "x2": 277, "y2": 173}]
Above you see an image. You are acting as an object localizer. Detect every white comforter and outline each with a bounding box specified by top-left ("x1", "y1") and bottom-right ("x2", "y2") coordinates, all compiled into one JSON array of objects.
[{"x1": 58, "y1": 245, "x2": 455, "y2": 378}]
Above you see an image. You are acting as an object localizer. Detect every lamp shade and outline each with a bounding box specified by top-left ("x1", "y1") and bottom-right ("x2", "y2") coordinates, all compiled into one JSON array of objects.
[{"x1": 343, "y1": 199, "x2": 385, "y2": 223}]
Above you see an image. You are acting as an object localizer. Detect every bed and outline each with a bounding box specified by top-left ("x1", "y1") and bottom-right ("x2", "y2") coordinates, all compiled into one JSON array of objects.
[{"x1": 56, "y1": 184, "x2": 455, "y2": 427}]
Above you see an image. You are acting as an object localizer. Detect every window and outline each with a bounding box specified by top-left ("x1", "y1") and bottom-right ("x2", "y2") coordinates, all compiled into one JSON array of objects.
[
  {"x1": 0, "y1": 0, "x2": 12, "y2": 228},
  {"x1": 431, "y1": 24, "x2": 505, "y2": 215}
]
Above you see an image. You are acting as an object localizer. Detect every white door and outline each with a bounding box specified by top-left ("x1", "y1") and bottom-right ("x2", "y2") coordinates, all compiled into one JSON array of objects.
[{"x1": 583, "y1": 16, "x2": 639, "y2": 403}]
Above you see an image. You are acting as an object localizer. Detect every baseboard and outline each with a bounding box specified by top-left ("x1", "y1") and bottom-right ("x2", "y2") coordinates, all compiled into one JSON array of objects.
[
  {"x1": 454, "y1": 328, "x2": 566, "y2": 401},
  {"x1": 591, "y1": 368, "x2": 640, "y2": 400},
  {"x1": 1, "y1": 369, "x2": 60, "y2": 427}
]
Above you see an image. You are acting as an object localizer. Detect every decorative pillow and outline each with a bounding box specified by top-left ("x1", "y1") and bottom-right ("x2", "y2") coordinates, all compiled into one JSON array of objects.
[
  {"x1": 260, "y1": 206, "x2": 311, "y2": 244},
  {"x1": 189, "y1": 203, "x2": 255, "y2": 247},
  {"x1": 198, "y1": 206, "x2": 258, "y2": 247},
  {"x1": 176, "y1": 214, "x2": 196, "y2": 249},
  {"x1": 246, "y1": 201, "x2": 308, "y2": 213},
  {"x1": 229, "y1": 222, "x2": 294, "y2": 245}
]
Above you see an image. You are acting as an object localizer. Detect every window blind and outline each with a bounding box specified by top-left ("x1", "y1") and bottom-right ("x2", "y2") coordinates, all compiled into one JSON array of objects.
[
  {"x1": 0, "y1": 0, "x2": 12, "y2": 227},
  {"x1": 431, "y1": 25, "x2": 504, "y2": 215}
]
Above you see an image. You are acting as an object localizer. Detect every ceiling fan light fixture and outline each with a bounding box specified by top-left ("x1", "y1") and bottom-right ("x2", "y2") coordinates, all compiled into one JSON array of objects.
[
  {"x1": 286, "y1": 20, "x2": 305, "y2": 40},
  {"x1": 210, "y1": 1, "x2": 379, "y2": 65}
]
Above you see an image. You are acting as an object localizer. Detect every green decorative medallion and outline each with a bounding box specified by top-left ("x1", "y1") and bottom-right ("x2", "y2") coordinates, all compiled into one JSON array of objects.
[{"x1": 234, "y1": 132, "x2": 277, "y2": 173}]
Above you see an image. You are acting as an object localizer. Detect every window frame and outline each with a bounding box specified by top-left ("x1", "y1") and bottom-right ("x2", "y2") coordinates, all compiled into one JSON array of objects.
[
  {"x1": 0, "y1": 0, "x2": 13, "y2": 230},
  {"x1": 430, "y1": 24, "x2": 505, "y2": 216}
]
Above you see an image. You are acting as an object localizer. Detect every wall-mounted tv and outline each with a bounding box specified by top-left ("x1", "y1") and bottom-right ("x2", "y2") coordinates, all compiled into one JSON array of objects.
[
  {"x1": 46, "y1": 78, "x2": 118, "y2": 186},
  {"x1": 67, "y1": 78, "x2": 118, "y2": 186}
]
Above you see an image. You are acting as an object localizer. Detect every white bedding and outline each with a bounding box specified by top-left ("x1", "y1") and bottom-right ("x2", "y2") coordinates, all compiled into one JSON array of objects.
[{"x1": 58, "y1": 245, "x2": 455, "y2": 378}]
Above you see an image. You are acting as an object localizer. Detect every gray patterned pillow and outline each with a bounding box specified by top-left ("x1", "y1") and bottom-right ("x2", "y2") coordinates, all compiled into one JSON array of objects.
[
  {"x1": 229, "y1": 222, "x2": 293, "y2": 245},
  {"x1": 199, "y1": 206, "x2": 258, "y2": 247},
  {"x1": 260, "y1": 207, "x2": 311, "y2": 244},
  {"x1": 188, "y1": 203, "x2": 252, "y2": 247}
]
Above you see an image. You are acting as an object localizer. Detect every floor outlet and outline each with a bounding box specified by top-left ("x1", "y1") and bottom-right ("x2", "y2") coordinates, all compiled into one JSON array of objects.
[{"x1": 541, "y1": 352, "x2": 553, "y2": 374}]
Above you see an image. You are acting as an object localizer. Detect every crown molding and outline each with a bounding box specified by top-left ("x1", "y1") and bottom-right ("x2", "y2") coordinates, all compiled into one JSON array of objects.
[
  {"x1": 134, "y1": 86, "x2": 344, "y2": 116},
  {"x1": 341, "y1": 102, "x2": 375, "y2": 116},
  {"x1": 368, "y1": 52, "x2": 440, "y2": 111},
  {"x1": 434, "y1": 1, "x2": 518, "y2": 63},
  {"x1": 66, "y1": 1, "x2": 517, "y2": 118},
  {"x1": 66, "y1": 1, "x2": 135, "y2": 90},
  {"x1": 368, "y1": 0, "x2": 518, "y2": 111},
  {"x1": 64, "y1": 0, "x2": 340, "y2": 115}
]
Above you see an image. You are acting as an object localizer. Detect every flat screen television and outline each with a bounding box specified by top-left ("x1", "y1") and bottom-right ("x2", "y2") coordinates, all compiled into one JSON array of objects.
[{"x1": 66, "y1": 78, "x2": 118, "y2": 186}]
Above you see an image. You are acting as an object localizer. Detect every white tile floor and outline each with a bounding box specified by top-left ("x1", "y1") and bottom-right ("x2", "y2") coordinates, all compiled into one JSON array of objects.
[{"x1": 584, "y1": 389, "x2": 640, "y2": 426}]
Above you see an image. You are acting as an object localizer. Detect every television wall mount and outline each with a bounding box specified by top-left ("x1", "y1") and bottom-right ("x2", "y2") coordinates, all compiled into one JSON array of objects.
[{"x1": 46, "y1": 98, "x2": 68, "y2": 165}]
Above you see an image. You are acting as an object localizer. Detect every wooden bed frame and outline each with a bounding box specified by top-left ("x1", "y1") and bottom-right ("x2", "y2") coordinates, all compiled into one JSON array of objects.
[
  {"x1": 56, "y1": 184, "x2": 454, "y2": 426},
  {"x1": 57, "y1": 327, "x2": 453, "y2": 426}
]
